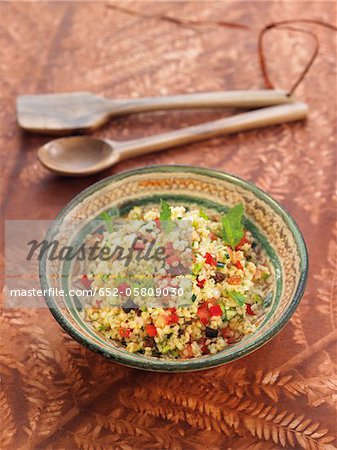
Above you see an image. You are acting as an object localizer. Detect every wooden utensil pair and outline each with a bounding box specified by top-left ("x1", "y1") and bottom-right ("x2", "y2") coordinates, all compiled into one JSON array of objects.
[{"x1": 16, "y1": 90, "x2": 308, "y2": 176}]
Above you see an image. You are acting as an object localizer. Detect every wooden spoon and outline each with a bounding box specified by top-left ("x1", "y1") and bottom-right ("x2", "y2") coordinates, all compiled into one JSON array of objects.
[
  {"x1": 18, "y1": 89, "x2": 293, "y2": 135},
  {"x1": 37, "y1": 102, "x2": 308, "y2": 176}
]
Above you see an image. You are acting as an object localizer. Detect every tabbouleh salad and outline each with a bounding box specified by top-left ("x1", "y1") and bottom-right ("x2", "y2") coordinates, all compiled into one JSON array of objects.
[{"x1": 84, "y1": 202, "x2": 273, "y2": 359}]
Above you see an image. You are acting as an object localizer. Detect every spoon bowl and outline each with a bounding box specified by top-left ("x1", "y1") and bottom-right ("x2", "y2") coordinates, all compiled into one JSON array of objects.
[{"x1": 38, "y1": 137, "x2": 119, "y2": 176}]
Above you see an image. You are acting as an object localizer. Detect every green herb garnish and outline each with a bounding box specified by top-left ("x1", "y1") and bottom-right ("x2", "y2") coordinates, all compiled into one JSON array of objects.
[
  {"x1": 160, "y1": 199, "x2": 171, "y2": 221},
  {"x1": 199, "y1": 209, "x2": 209, "y2": 220},
  {"x1": 252, "y1": 293, "x2": 262, "y2": 304},
  {"x1": 261, "y1": 272, "x2": 270, "y2": 281},
  {"x1": 99, "y1": 211, "x2": 114, "y2": 233},
  {"x1": 160, "y1": 199, "x2": 172, "y2": 232},
  {"x1": 219, "y1": 303, "x2": 226, "y2": 313},
  {"x1": 226, "y1": 290, "x2": 246, "y2": 307},
  {"x1": 192, "y1": 261, "x2": 204, "y2": 275},
  {"x1": 226, "y1": 309, "x2": 237, "y2": 320},
  {"x1": 221, "y1": 203, "x2": 244, "y2": 249},
  {"x1": 101, "y1": 274, "x2": 111, "y2": 281}
]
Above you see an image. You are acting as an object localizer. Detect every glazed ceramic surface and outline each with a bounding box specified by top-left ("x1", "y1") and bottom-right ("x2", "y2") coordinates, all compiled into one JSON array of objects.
[{"x1": 40, "y1": 166, "x2": 308, "y2": 372}]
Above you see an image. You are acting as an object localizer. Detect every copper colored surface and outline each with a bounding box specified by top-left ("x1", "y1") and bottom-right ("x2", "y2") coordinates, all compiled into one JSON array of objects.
[{"x1": 0, "y1": 2, "x2": 336, "y2": 449}]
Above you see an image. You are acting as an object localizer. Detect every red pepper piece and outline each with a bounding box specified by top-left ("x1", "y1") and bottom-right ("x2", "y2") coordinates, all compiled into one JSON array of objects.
[
  {"x1": 81, "y1": 274, "x2": 92, "y2": 289},
  {"x1": 196, "y1": 278, "x2": 206, "y2": 288},
  {"x1": 235, "y1": 261, "x2": 243, "y2": 270},
  {"x1": 146, "y1": 324, "x2": 158, "y2": 336},
  {"x1": 197, "y1": 305, "x2": 209, "y2": 325},
  {"x1": 209, "y1": 304, "x2": 222, "y2": 317},
  {"x1": 154, "y1": 217, "x2": 161, "y2": 229},
  {"x1": 209, "y1": 232, "x2": 218, "y2": 241},
  {"x1": 204, "y1": 252, "x2": 217, "y2": 266},
  {"x1": 235, "y1": 236, "x2": 249, "y2": 250},
  {"x1": 167, "y1": 313, "x2": 179, "y2": 324},
  {"x1": 246, "y1": 304, "x2": 255, "y2": 316},
  {"x1": 119, "y1": 328, "x2": 132, "y2": 338}
]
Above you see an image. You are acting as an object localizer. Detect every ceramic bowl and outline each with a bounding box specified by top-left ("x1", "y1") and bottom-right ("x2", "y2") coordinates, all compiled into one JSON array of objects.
[{"x1": 40, "y1": 165, "x2": 308, "y2": 372}]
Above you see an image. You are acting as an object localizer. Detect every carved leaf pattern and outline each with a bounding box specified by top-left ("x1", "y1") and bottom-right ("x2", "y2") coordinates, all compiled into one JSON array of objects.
[{"x1": 0, "y1": 1, "x2": 336, "y2": 449}]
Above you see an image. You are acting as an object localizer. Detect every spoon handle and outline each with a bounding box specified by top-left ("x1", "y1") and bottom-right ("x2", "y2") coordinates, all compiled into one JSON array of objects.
[
  {"x1": 107, "y1": 89, "x2": 292, "y2": 116},
  {"x1": 113, "y1": 102, "x2": 308, "y2": 160}
]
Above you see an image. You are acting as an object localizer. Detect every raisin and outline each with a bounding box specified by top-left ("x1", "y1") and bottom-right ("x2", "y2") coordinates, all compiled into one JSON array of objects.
[
  {"x1": 212, "y1": 272, "x2": 226, "y2": 283},
  {"x1": 122, "y1": 300, "x2": 139, "y2": 313},
  {"x1": 205, "y1": 327, "x2": 218, "y2": 338},
  {"x1": 144, "y1": 336, "x2": 155, "y2": 348}
]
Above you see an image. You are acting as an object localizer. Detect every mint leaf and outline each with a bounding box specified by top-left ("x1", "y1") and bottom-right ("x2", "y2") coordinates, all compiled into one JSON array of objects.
[
  {"x1": 100, "y1": 211, "x2": 114, "y2": 233},
  {"x1": 160, "y1": 199, "x2": 171, "y2": 221},
  {"x1": 221, "y1": 203, "x2": 244, "y2": 248},
  {"x1": 226, "y1": 290, "x2": 246, "y2": 307},
  {"x1": 160, "y1": 199, "x2": 172, "y2": 232}
]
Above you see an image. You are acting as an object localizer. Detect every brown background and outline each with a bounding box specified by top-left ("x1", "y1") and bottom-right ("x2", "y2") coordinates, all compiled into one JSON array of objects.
[{"x1": 0, "y1": 1, "x2": 336, "y2": 449}]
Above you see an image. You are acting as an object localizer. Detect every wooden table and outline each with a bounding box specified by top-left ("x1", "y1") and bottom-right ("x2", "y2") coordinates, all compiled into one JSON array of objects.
[{"x1": 1, "y1": 2, "x2": 336, "y2": 449}]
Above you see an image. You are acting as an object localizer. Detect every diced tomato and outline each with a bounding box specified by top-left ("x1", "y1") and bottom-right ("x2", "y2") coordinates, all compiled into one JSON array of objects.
[
  {"x1": 209, "y1": 304, "x2": 222, "y2": 317},
  {"x1": 118, "y1": 282, "x2": 130, "y2": 296},
  {"x1": 209, "y1": 232, "x2": 218, "y2": 241},
  {"x1": 204, "y1": 252, "x2": 217, "y2": 266},
  {"x1": 167, "y1": 313, "x2": 179, "y2": 324},
  {"x1": 196, "y1": 278, "x2": 206, "y2": 288},
  {"x1": 228, "y1": 276, "x2": 241, "y2": 285},
  {"x1": 165, "y1": 242, "x2": 174, "y2": 255},
  {"x1": 167, "y1": 254, "x2": 180, "y2": 266},
  {"x1": 146, "y1": 324, "x2": 158, "y2": 336},
  {"x1": 235, "y1": 261, "x2": 243, "y2": 270},
  {"x1": 221, "y1": 327, "x2": 231, "y2": 338},
  {"x1": 133, "y1": 239, "x2": 146, "y2": 250},
  {"x1": 119, "y1": 328, "x2": 132, "y2": 338},
  {"x1": 167, "y1": 307, "x2": 176, "y2": 313},
  {"x1": 246, "y1": 304, "x2": 255, "y2": 316},
  {"x1": 235, "y1": 236, "x2": 249, "y2": 250},
  {"x1": 81, "y1": 274, "x2": 92, "y2": 289},
  {"x1": 197, "y1": 305, "x2": 209, "y2": 325},
  {"x1": 154, "y1": 217, "x2": 161, "y2": 229}
]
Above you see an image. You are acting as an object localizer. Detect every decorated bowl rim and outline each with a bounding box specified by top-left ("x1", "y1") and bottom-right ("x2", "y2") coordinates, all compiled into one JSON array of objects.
[{"x1": 40, "y1": 165, "x2": 308, "y2": 372}]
